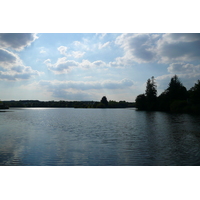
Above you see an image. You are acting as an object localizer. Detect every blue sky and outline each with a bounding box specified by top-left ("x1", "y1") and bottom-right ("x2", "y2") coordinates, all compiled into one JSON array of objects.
[{"x1": 1, "y1": 33, "x2": 200, "y2": 101}]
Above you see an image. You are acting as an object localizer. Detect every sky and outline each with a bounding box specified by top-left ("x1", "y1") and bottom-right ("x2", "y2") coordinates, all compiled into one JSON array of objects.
[
  {"x1": 1, "y1": 1, "x2": 200, "y2": 199},
  {"x1": 1, "y1": 33, "x2": 200, "y2": 102}
]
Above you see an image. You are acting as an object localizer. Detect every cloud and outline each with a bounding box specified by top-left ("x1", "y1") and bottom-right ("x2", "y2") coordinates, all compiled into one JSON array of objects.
[
  {"x1": 37, "y1": 78, "x2": 134, "y2": 100},
  {"x1": 39, "y1": 78, "x2": 134, "y2": 91},
  {"x1": 0, "y1": 66, "x2": 41, "y2": 81},
  {"x1": 0, "y1": 48, "x2": 41, "y2": 81},
  {"x1": 168, "y1": 63, "x2": 200, "y2": 74},
  {"x1": 96, "y1": 33, "x2": 107, "y2": 40},
  {"x1": 98, "y1": 41, "x2": 110, "y2": 49},
  {"x1": 161, "y1": 33, "x2": 200, "y2": 43},
  {"x1": 115, "y1": 33, "x2": 157, "y2": 63},
  {"x1": 44, "y1": 57, "x2": 109, "y2": 74},
  {"x1": 155, "y1": 61, "x2": 200, "y2": 91},
  {"x1": 73, "y1": 40, "x2": 90, "y2": 50},
  {"x1": 52, "y1": 89, "x2": 94, "y2": 100},
  {"x1": 0, "y1": 48, "x2": 21, "y2": 68},
  {"x1": 57, "y1": 46, "x2": 68, "y2": 56},
  {"x1": 114, "y1": 33, "x2": 200, "y2": 65},
  {"x1": 57, "y1": 46, "x2": 85, "y2": 58},
  {"x1": 157, "y1": 33, "x2": 200, "y2": 63},
  {"x1": 71, "y1": 51, "x2": 85, "y2": 58},
  {"x1": 40, "y1": 49, "x2": 46, "y2": 54},
  {"x1": 156, "y1": 72, "x2": 200, "y2": 92},
  {"x1": 44, "y1": 57, "x2": 79, "y2": 74},
  {"x1": 0, "y1": 33, "x2": 38, "y2": 51}
]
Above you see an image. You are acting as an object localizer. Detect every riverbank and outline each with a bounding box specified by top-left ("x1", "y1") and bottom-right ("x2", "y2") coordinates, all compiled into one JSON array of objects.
[{"x1": 2, "y1": 100, "x2": 135, "y2": 109}]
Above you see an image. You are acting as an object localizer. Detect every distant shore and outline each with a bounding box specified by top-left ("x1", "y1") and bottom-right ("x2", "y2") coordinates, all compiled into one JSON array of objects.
[{"x1": 2, "y1": 100, "x2": 136, "y2": 109}]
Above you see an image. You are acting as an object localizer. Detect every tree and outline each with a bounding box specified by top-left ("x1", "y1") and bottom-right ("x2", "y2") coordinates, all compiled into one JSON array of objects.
[
  {"x1": 135, "y1": 76, "x2": 157, "y2": 111},
  {"x1": 135, "y1": 94, "x2": 147, "y2": 110},
  {"x1": 189, "y1": 80, "x2": 200, "y2": 104},
  {"x1": 145, "y1": 76, "x2": 157, "y2": 110},
  {"x1": 157, "y1": 75, "x2": 188, "y2": 111},
  {"x1": 165, "y1": 75, "x2": 187, "y2": 101},
  {"x1": 100, "y1": 96, "x2": 108, "y2": 107}
]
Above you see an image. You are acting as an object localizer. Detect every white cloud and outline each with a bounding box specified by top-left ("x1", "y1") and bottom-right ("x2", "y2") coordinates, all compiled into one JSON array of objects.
[
  {"x1": 71, "y1": 51, "x2": 85, "y2": 58},
  {"x1": 39, "y1": 78, "x2": 134, "y2": 91},
  {"x1": 114, "y1": 33, "x2": 200, "y2": 65},
  {"x1": 156, "y1": 72, "x2": 200, "y2": 92},
  {"x1": 157, "y1": 33, "x2": 200, "y2": 63},
  {"x1": 45, "y1": 57, "x2": 79, "y2": 74},
  {"x1": 97, "y1": 33, "x2": 107, "y2": 39},
  {"x1": 0, "y1": 66, "x2": 41, "y2": 81},
  {"x1": 37, "y1": 78, "x2": 134, "y2": 100},
  {"x1": 0, "y1": 48, "x2": 22, "y2": 68},
  {"x1": 161, "y1": 33, "x2": 200, "y2": 43},
  {"x1": 57, "y1": 46, "x2": 85, "y2": 58},
  {"x1": 44, "y1": 57, "x2": 109, "y2": 74},
  {"x1": 84, "y1": 76, "x2": 92, "y2": 79},
  {"x1": 168, "y1": 63, "x2": 200, "y2": 74},
  {"x1": 98, "y1": 41, "x2": 110, "y2": 49},
  {"x1": 73, "y1": 40, "x2": 90, "y2": 50},
  {"x1": 0, "y1": 48, "x2": 41, "y2": 81},
  {"x1": 57, "y1": 46, "x2": 68, "y2": 56},
  {"x1": 0, "y1": 33, "x2": 38, "y2": 51},
  {"x1": 115, "y1": 33, "x2": 158, "y2": 64},
  {"x1": 154, "y1": 61, "x2": 200, "y2": 91},
  {"x1": 40, "y1": 49, "x2": 46, "y2": 54}
]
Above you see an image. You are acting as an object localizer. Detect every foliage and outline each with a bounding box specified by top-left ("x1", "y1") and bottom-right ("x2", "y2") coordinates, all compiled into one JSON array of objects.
[
  {"x1": 135, "y1": 75, "x2": 200, "y2": 113},
  {"x1": 135, "y1": 94, "x2": 146, "y2": 110},
  {"x1": 170, "y1": 100, "x2": 188, "y2": 112},
  {"x1": 135, "y1": 76, "x2": 157, "y2": 111},
  {"x1": 188, "y1": 80, "x2": 200, "y2": 104},
  {"x1": 3, "y1": 97, "x2": 134, "y2": 109},
  {"x1": 100, "y1": 96, "x2": 108, "y2": 107},
  {"x1": 165, "y1": 75, "x2": 187, "y2": 102},
  {"x1": 145, "y1": 76, "x2": 157, "y2": 110}
]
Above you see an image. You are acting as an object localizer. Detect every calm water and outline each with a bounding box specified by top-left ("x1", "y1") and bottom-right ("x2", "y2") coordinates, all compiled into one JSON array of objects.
[{"x1": 1, "y1": 107, "x2": 200, "y2": 166}]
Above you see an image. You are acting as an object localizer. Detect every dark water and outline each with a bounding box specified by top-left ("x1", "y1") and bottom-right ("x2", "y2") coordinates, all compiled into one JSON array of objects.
[{"x1": 1, "y1": 107, "x2": 200, "y2": 166}]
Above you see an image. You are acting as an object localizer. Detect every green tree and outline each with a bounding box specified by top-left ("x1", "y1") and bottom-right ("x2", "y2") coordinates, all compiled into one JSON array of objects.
[
  {"x1": 135, "y1": 94, "x2": 146, "y2": 110},
  {"x1": 189, "y1": 80, "x2": 200, "y2": 104},
  {"x1": 100, "y1": 96, "x2": 108, "y2": 107},
  {"x1": 157, "y1": 75, "x2": 188, "y2": 111},
  {"x1": 166, "y1": 75, "x2": 187, "y2": 101},
  {"x1": 145, "y1": 76, "x2": 157, "y2": 110}
]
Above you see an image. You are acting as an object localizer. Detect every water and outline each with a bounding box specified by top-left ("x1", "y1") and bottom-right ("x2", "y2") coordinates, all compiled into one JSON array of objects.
[{"x1": 1, "y1": 107, "x2": 200, "y2": 166}]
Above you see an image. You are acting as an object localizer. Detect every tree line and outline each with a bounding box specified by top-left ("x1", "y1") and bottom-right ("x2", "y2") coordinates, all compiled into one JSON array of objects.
[
  {"x1": 3, "y1": 98, "x2": 135, "y2": 108},
  {"x1": 135, "y1": 75, "x2": 200, "y2": 113}
]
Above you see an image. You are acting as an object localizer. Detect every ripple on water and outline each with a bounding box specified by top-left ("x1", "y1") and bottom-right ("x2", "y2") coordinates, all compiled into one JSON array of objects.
[{"x1": 1, "y1": 108, "x2": 200, "y2": 165}]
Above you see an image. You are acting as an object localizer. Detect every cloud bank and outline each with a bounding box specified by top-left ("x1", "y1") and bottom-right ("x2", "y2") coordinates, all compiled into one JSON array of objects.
[{"x1": 36, "y1": 78, "x2": 134, "y2": 100}]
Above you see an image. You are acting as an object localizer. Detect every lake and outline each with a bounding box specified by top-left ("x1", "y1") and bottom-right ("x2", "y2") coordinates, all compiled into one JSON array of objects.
[{"x1": 1, "y1": 107, "x2": 200, "y2": 166}]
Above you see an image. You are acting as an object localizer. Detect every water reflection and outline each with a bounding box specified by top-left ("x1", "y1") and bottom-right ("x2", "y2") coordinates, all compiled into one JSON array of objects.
[{"x1": 1, "y1": 108, "x2": 200, "y2": 165}]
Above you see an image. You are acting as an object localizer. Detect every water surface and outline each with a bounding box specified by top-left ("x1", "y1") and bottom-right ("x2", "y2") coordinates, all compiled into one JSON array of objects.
[{"x1": 1, "y1": 108, "x2": 200, "y2": 166}]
